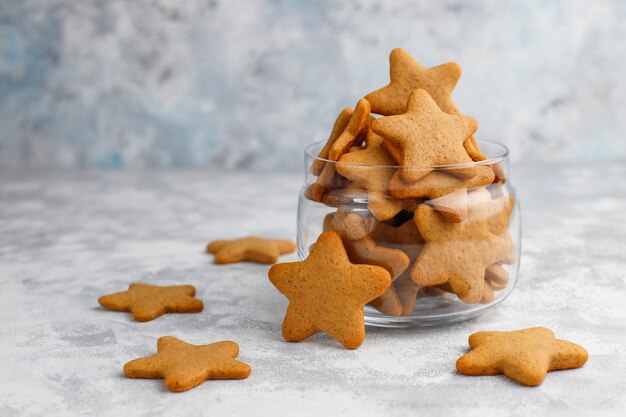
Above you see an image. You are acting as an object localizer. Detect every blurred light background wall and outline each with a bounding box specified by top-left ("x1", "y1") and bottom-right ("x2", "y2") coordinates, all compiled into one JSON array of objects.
[{"x1": 1, "y1": 0, "x2": 625, "y2": 170}]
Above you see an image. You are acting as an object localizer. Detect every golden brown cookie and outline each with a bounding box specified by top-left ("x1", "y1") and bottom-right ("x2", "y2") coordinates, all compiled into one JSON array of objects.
[
  {"x1": 329, "y1": 99, "x2": 372, "y2": 160},
  {"x1": 124, "y1": 336, "x2": 251, "y2": 392},
  {"x1": 307, "y1": 101, "x2": 372, "y2": 203},
  {"x1": 331, "y1": 210, "x2": 410, "y2": 316},
  {"x1": 365, "y1": 48, "x2": 462, "y2": 116},
  {"x1": 98, "y1": 283, "x2": 203, "y2": 322},
  {"x1": 388, "y1": 166, "x2": 495, "y2": 200},
  {"x1": 410, "y1": 201, "x2": 515, "y2": 304},
  {"x1": 268, "y1": 231, "x2": 391, "y2": 349},
  {"x1": 456, "y1": 327, "x2": 589, "y2": 386},
  {"x1": 311, "y1": 107, "x2": 354, "y2": 176},
  {"x1": 364, "y1": 48, "x2": 487, "y2": 161},
  {"x1": 336, "y1": 130, "x2": 418, "y2": 220},
  {"x1": 207, "y1": 237, "x2": 296, "y2": 264},
  {"x1": 371, "y1": 89, "x2": 478, "y2": 182}
]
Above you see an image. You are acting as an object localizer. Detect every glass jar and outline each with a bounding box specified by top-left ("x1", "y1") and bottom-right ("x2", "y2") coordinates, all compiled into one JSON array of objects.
[{"x1": 297, "y1": 140, "x2": 521, "y2": 327}]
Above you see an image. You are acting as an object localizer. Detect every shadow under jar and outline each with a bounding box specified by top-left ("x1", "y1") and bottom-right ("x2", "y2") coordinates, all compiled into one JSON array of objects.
[{"x1": 297, "y1": 140, "x2": 521, "y2": 327}]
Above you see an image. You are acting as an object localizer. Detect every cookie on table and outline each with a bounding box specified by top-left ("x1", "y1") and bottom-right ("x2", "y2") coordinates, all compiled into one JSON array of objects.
[
  {"x1": 410, "y1": 200, "x2": 515, "y2": 304},
  {"x1": 124, "y1": 336, "x2": 251, "y2": 392},
  {"x1": 371, "y1": 89, "x2": 478, "y2": 182},
  {"x1": 268, "y1": 231, "x2": 391, "y2": 349},
  {"x1": 336, "y1": 130, "x2": 418, "y2": 221},
  {"x1": 331, "y1": 209, "x2": 410, "y2": 316},
  {"x1": 456, "y1": 327, "x2": 588, "y2": 386},
  {"x1": 98, "y1": 283, "x2": 203, "y2": 322},
  {"x1": 206, "y1": 237, "x2": 296, "y2": 264}
]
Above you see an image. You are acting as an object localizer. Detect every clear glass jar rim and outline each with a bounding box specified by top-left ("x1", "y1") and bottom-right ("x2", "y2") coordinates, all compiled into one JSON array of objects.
[{"x1": 304, "y1": 139, "x2": 509, "y2": 169}]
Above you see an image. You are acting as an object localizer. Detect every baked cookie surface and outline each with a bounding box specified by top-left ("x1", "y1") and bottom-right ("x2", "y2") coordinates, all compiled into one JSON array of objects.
[
  {"x1": 207, "y1": 237, "x2": 296, "y2": 264},
  {"x1": 268, "y1": 231, "x2": 391, "y2": 349},
  {"x1": 456, "y1": 327, "x2": 588, "y2": 386},
  {"x1": 98, "y1": 283, "x2": 203, "y2": 322},
  {"x1": 124, "y1": 336, "x2": 251, "y2": 392}
]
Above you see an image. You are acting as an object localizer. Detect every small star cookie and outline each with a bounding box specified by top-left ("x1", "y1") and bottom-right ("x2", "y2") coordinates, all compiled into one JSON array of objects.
[
  {"x1": 371, "y1": 89, "x2": 478, "y2": 182},
  {"x1": 365, "y1": 48, "x2": 461, "y2": 116},
  {"x1": 456, "y1": 327, "x2": 588, "y2": 386},
  {"x1": 207, "y1": 237, "x2": 296, "y2": 264},
  {"x1": 98, "y1": 283, "x2": 203, "y2": 322},
  {"x1": 365, "y1": 48, "x2": 487, "y2": 161},
  {"x1": 124, "y1": 336, "x2": 251, "y2": 392},
  {"x1": 268, "y1": 231, "x2": 391, "y2": 349}
]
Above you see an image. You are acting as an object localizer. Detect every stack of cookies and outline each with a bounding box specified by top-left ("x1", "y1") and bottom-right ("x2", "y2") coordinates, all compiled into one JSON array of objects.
[{"x1": 306, "y1": 48, "x2": 516, "y2": 316}]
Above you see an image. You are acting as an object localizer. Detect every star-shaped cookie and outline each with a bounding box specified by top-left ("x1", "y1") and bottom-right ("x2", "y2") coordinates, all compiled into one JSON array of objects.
[
  {"x1": 456, "y1": 327, "x2": 589, "y2": 386},
  {"x1": 336, "y1": 130, "x2": 417, "y2": 220},
  {"x1": 410, "y1": 200, "x2": 514, "y2": 304},
  {"x1": 365, "y1": 48, "x2": 487, "y2": 161},
  {"x1": 365, "y1": 48, "x2": 462, "y2": 116},
  {"x1": 124, "y1": 336, "x2": 252, "y2": 392},
  {"x1": 207, "y1": 237, "x2": 296, "y2": 264},
  {"x1": 268, "y1": 231, "x2": 391, "y2": 349},
  {"x1": 371, "y1": 89, "x2": 478, "y2": 182},
  {"x1": 98, "y1": 283, "x2": 203, "y2": 322}
]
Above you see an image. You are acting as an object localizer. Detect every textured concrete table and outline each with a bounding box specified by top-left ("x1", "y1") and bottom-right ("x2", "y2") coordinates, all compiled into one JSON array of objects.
[{"x1": 1, "y1": 166, "x2": 625, "y2": 417}]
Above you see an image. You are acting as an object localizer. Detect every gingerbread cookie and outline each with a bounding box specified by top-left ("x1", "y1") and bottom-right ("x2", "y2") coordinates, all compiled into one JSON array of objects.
[
  {"x1": 207, "y1": 237, "x2": 296, "y2": 264},
  {"x1": 336, "y1": 130, "x2": 418, "y2": 220},
  {"x1": 98, "y1": 283, "x2": 203, "y2": 322},
  {"x1": 365, "y1": 48, "x2": 462, "y2": 116},
  {"x1": 329, "y1": 99, "x2": 372, "y2": 160},
  {"x1": 364, "y1": 48, "x2": 487, "y2": 161},
  {"x1": 410, "y1": 201, "x2": 515, "y2": 304},
  {"x1": 456, "y1": 327, "x2": 588, "y2": 386},
  {"x1": 371, "y1": 89, "x2": 478, "y2": 182},
  {"x1": 388, "y1": 166, "x2": 495, "y2": 200},
  {"x1": 124, "y1": 336, "x2": 251, "y2": 392},
  {"x1": 268, "y1": 231, "x2": 391, "y2": 348},
  {"x1": 311, "y1": 107, "x2": 354, "y2": 176}
]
